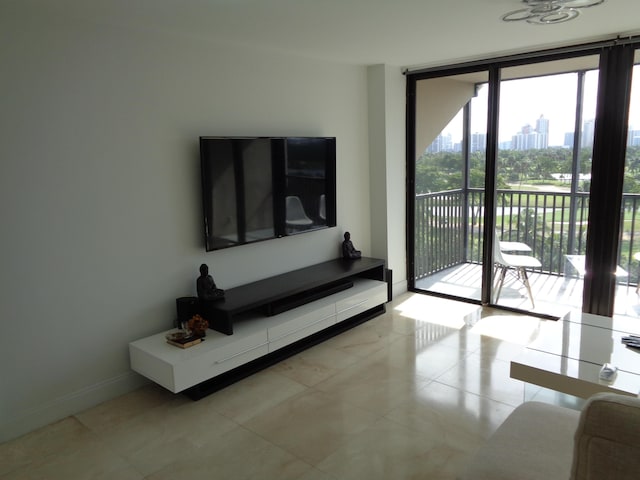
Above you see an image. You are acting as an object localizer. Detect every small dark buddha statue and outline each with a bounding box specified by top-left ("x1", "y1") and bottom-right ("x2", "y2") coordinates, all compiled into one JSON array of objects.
[
  {"x1": 341, "y1": 231, "x2": 362, "y2": 259},
  {"x1": 196, "y1": 263, "x2": 225, "y2": 301}
]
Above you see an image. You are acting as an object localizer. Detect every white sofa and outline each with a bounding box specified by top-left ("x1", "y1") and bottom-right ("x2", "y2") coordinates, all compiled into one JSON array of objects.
[{"x1": 459, "y1": 392, "x2": 640, "y2": 480}]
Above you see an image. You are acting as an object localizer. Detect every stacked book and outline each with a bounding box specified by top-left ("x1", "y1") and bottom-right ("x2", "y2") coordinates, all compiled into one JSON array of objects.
[{"x1": 166, "y1": 332, "x2": 204, "y2": 349}]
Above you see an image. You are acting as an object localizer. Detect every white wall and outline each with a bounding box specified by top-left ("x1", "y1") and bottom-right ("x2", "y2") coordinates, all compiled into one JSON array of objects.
[
  {"x1": 367, "y1": 65, "x2": 407, "y2": 295},
  {"x1": 0, "y1": 9, "x2": 374, "y2": 441}
]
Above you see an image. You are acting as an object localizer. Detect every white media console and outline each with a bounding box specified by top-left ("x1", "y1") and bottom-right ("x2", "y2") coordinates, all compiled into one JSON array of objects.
[{"x1": 129, "y1": 258, "x2": 388, "y2": 399}]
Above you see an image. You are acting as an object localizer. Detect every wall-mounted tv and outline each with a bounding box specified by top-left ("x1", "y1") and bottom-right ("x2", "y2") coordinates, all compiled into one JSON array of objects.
[{"x1": 200, "y1": 136, "x2": 337, "y2": 251}]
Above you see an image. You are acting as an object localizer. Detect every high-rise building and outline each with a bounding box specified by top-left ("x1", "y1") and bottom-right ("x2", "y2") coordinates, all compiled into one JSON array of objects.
[
  {"x1": 628, "y1": 129, "x2": 640, "y2": 147},
  {"x1": 470, "y1": 132, "x2": 487, "y2": 152},
  {"x1": 536, "y1": 115, "x2": 549, "y2": 134},
  {"x1": 564, "y1": 132, "x2": 574, "y2": 148},
  {"x1": 511, "y1": 116, "x2": 549, "y2": 150},
  {"x1": 426, "y1": 132, "x2": 454, "y2": 153},
  {"x1": 536, "y1": 115, "x2": 549, "y2": 148},
  {"x1": 582, "y1": 119, "x2": 595, "y2": 148}
]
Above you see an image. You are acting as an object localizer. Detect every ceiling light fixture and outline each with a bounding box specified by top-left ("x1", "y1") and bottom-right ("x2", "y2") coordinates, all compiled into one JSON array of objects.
[{"x1": 502, "y1": 0, "x2": 606, "y2": 25}]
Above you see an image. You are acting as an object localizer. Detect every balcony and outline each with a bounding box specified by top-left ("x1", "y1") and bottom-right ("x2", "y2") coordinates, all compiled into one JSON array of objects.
[{"x1": 414, "y1": 188, "x2": 640, "y2": 317}]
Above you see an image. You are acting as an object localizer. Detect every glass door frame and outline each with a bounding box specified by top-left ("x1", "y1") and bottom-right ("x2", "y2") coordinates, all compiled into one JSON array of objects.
[{"x1": 406, "y1": 38, "x2": 639, "y2": 317}]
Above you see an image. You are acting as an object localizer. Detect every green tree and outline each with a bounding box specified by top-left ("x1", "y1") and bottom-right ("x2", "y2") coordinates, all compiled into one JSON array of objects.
[{"x1": 415, "y1": 146, "x2": 640, "y2": 194}]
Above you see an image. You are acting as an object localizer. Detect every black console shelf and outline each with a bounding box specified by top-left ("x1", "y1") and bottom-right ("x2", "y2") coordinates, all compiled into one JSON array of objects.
[{"x1": 204, "y1": 257, "x2": 386, "y2": 335}]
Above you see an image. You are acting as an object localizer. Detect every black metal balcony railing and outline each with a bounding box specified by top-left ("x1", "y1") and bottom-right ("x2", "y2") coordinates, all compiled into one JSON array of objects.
[{"x1": 415, "y1": 188, "x2": 640, "y2": 284}]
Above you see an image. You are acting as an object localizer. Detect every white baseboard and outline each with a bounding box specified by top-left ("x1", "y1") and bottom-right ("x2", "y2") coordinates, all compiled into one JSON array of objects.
[
  {"x1": 391, "y1": 279, "x2": 408, "y2": 299},
  {"x1": 1, "y1": 371, "x2": 149, "y2": 443}
]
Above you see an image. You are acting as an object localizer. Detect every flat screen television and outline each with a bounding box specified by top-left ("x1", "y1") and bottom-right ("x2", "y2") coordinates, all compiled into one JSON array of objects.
[{"x1": 200, "y1": 136, "x2": 337, "y2": 251}]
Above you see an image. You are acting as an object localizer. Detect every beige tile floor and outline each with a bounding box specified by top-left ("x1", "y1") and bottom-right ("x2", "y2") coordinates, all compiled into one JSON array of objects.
[{"x1": 0, "y1": 292, "x2": 550, "y2": 480}]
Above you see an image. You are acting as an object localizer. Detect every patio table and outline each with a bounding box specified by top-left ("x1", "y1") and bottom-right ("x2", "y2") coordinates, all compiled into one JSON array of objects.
[{"x1": 564, "y1": 254, "x2": 628, "y2": 279}]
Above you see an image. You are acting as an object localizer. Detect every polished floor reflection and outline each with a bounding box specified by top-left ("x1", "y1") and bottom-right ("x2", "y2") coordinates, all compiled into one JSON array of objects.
[
  {"x1": 0, "y1": 293, "x2": 553, "y2": 480},
  {"x1": 417, "y1": 262, "x2": 640, "y2": 318}
]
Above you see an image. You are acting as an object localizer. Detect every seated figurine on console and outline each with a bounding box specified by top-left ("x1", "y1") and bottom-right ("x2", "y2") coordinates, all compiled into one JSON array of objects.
[
  {"x1": 342, "y1": 231, "x2": 362, "y2": 259},
  {"x1": 197, "y1": 263, "x2": 225, "y2": 301}
]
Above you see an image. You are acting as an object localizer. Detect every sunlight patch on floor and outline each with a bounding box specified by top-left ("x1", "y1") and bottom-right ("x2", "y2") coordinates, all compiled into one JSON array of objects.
[
  {"x1": 394, "y1": 294, "x2": 482, "y2": 330},
  {"x1": 469, "y1": 314, "x2": 544, "y2": 345}
]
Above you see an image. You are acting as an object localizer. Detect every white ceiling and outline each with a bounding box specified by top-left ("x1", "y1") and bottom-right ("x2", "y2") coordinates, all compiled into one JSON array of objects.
[{"x1": 15, "y1": 0, "x2": 640, "y2": 69}]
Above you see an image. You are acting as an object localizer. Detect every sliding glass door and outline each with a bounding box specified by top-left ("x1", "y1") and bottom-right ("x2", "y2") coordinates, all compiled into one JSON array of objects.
[
  {"x1": 614, "y1": 54, "x2": 640, "y2": 316},
  {"x1": 492, "y1": 59, "x2": 598, "y2": 317},
  {"x1": 411, "y1": 70, "x2": 489, "y2": 303},
  {"x1": 408, "y1": 39, "x2": 640, "y2": 318}
]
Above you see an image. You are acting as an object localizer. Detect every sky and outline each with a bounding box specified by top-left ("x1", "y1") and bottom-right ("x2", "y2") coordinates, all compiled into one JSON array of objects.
[{"x1": 444, "y1": 65, "x2": 640, "y2": 147}]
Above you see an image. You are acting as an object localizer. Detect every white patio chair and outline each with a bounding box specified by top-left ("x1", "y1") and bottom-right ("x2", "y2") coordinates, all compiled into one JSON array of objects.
[
  {"x1": 493, "y1": 238, "x2": 541, "y2": 308},
  {"x1": 495, "y1": 229, "x2": 532, "y2": 253}
]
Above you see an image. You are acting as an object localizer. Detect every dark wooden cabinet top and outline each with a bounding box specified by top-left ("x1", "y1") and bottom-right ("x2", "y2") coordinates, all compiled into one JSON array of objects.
[{"x1": 211, "y1": 257, "x2": 385, "y2": 315}]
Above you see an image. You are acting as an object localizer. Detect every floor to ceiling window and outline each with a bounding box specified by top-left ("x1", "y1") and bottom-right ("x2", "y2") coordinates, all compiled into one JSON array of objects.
[
  {"x1": 412, "y1": 71, "x2": 488, "y2": 302},
  {"x1": 492, "y1": 61, "x2": 598, "y2": 317},
  {"x1": 407, "y1": 40, "x2": 639, "y2": 318},
  {"x1": 615, "y1": 55, "x2": 640, "y2": 316}
]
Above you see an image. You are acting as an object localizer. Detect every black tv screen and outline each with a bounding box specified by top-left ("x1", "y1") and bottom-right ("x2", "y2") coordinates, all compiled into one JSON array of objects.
[{"x1": 200, "y1": 136, "x2": 336, "y2": 251}]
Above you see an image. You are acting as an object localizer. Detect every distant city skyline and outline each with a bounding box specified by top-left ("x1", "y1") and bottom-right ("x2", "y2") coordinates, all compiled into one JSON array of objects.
[
  {"x1": 427, "y1": 116, "x2": 640, "y2": 154},
  {"x1": 433, "y1": 65, "x2": 640, "y2": 152}
]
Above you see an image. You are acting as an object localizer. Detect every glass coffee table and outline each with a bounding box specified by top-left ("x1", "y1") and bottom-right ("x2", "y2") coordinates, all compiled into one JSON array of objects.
[{"x1": 511, "y1": 311, "x2": 640, "y2": 405}]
